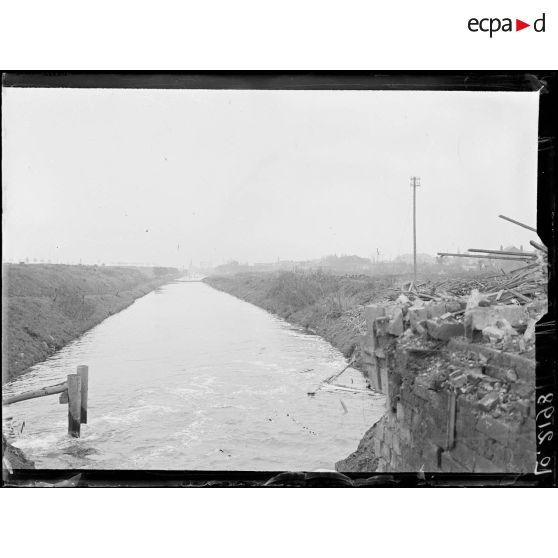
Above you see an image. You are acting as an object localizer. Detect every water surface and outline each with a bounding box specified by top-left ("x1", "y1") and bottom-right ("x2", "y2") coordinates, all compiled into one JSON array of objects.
[{"x1": 3, "y1": 280, "x2": 385, "y2": 470}]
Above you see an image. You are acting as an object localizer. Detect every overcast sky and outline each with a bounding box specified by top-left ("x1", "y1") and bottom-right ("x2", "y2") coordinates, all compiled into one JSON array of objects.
[{"x1": 2, "y1": 87, "x2": 539, "y2": 267}]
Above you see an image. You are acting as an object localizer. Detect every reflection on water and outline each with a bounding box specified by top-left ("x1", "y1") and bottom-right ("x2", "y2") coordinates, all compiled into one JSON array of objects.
[{"x1": 3, "y1": 281, "x2": 385, "y2": 470}]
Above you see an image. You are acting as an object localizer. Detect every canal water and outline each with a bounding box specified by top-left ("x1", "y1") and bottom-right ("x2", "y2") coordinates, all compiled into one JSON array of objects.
[{"x1": 3, "y1": 280, "x2": 386, "y2": 470}]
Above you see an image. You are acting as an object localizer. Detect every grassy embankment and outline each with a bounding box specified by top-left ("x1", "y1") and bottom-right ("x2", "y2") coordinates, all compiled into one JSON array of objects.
[
  {"x1": 2, "y1": 263, "x2": 180, "y2": 383},
  {"x1": 204, "y1": 271, "x2": 398, "y2": 371}
]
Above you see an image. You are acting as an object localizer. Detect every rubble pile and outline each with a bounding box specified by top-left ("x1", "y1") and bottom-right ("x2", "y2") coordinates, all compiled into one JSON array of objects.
[
  {"x1": 360, "y1": 220, "x2": 546, "y2": 441},
  {"x1": 393, "y1": 223, "x2": 547, "y2": 354},
  {"x1": 338, "y1": 215, "x2": 545, "y2": 473}
]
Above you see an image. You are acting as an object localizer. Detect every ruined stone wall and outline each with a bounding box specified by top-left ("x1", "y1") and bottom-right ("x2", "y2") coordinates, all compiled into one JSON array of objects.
[{"x1": 337, "y1": 298, "x2": 539, "y2": 473}]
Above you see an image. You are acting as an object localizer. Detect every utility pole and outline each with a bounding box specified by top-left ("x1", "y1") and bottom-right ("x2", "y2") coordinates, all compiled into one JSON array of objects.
[{"x1": 410, "y1": 176, "x2": 421, "y2": 282}]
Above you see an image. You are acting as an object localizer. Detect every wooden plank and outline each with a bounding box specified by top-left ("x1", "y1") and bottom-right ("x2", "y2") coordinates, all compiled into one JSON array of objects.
[
  {"x1": 77, "y1": 365, "x2": 89, "y2": 424},
  {"x1": 3, "y1": 382, "x2": 68, "y2": 406},
  {"x1": 67, "y1": 374, "x2": 81, "y2": 437},
  {"x1": 505, "y1": 288, "x2": 531, "y2": 303}
]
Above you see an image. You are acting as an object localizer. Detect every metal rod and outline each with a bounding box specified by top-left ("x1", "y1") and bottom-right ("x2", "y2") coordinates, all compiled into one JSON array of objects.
[
  {"x1": 437, "y1": 252, "x2": 533, "y2": 261},
  {"x1": 467, "y1": 248, "x2": 536, "y2": 258},
  {"x1": 529, "y1": 240, "x2": 548, "y2": 253},
  {"x1": 498, "y1": 214, "x2": 537, "y2": 234}
]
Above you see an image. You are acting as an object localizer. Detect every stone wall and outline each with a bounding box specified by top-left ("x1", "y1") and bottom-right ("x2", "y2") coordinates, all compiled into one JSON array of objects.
[{"x1": 336, "y1": 297, "x2": 539, "y2": 473}]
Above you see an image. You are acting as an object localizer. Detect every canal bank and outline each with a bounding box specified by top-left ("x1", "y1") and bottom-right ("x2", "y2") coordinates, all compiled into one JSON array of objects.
[{"x1": 3, "y1": 263, "x2": 180, "y2": 384}]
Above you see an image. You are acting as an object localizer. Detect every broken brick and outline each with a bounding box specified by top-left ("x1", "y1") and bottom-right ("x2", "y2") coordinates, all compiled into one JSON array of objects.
[
  {"x1": 408, "y1": 306, "x2": 428, "y2": 330},
  {"x1": 478, "y1": 392, "x2": 500, "y2": 412},
  {"x1": 449, "y1": 369, "x2": 467, "y2": 387}
]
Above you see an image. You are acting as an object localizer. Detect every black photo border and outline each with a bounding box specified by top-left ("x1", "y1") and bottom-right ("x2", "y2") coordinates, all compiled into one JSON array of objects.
[{"x1": 2, "y1": 71, "x2": 556, "y2": 487}]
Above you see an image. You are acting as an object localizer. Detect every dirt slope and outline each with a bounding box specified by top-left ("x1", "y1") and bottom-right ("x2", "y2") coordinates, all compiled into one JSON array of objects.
[{"x1": 2, "y1": 264, "x2": 179, "y2": 383}]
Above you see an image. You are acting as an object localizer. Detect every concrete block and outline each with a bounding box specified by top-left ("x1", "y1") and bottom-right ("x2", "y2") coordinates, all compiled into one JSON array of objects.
[
  {"x1": 526, "y1": 298, "x2": 547, "y2": 319},
  {"x1": 448, "y1": 371, "x2": 467, "y2": 388},
  {"x1": 373, "y1": 437, "x2": 382, "y2": 457},
  {"x1": 411, "y1": 410, "x2": 422, "y2": 430},
  {"x1": 382, "y1": 443, "x2": 391, "y2": 462},
  {"x1": 440, "y1": 451, "x2": 468, "y2": 473},
  {"x1": 465, "y1": 305, "x2": 529, "y2": 337},
  {"x1": 422, "y1": 442, "x2": 442, "y2": 471},
  {"x1": 455, "y1": 397, "x2": 478, "y2": 438},
  {"x1": 413, "y1": 383, "x2": 431, "y2": 401},
  {"x1": 374, "y1": 316, "x2": 391, "y2": 337},
  {"x1": 408, "y1": 306, "x2": 428, "y2": 330},
  {"x1": 396, "y1": 401, "x2": 405, "y2": 422},
  {"x1": 392, "y1": 434, "x2": 401, "y2": 456},
  {"x1": 387, "y1": 307, "x2": 404, "y2": 336},
  {"x1": 445, "y1": 300, "x2": 463, "y2": 313},
  {"x1": 505, "y1": 435, "x2": 535, "y2": 472},
  {"x1": 424, "y1": 418, "x2": 448, "y2": 449},
  {"x1": 473, "y1": 454, "x2": 502, "y2": 473},
  {"x1": 448, "y1": 442, "x2": 475, "y2": 471},
  {"x1": 425, "y1": 319, "x2": 465, "y2": 341},
  {"x1": 360, "y1": 332, "x2": 376, "y2": 353},
  {"x1": 514, "y1": 382, "x2": 535, "y2": 399},
  {"x1": 482, "y1": 326, "x2": 505, "y2": 343},
  {"x1": 512, "y1": 399, "x2": 531, "y2": 417},
  {"x1": 380, "y1": 363, "x2": 389, "y2": 398},
  {"x1": 367, "y1": 366, "x2": 380, "y2": 392},
  {"x1": 374, "y1": 367, "x2": 383, "y2": 393},
  {"x1": 400, "y1": 426, "x2": 412, "y2": 445},
  {"x1": 476, "y1": 415, "x2": 518, "y2": 443},
  {"x1": 426, "y1": 302, "x2": 448, "y2": 319},
  {"x1": 376, "y1": 458, "x2": 387, "y2": 473},
  {"x1": 490, "y1": 440, "x2": 509, "y2": 465},
  {"x1": 465, "y1": 368, "x2": 486, "y2": 384},
  {"x1": 461, "y1": 430, "x2": 494, "y2": 458}
]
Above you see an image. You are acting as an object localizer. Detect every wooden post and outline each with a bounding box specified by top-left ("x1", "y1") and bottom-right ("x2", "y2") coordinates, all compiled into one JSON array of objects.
[
  {"x1": 446, "y1": 390, "x2": 457, "y2": 450},
  {"x1": 77, "y1": 365, "x2": 89, "y2": 424},
  {"x1": 67, "y1": 374, "x2": 81, "y2": 437}
]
